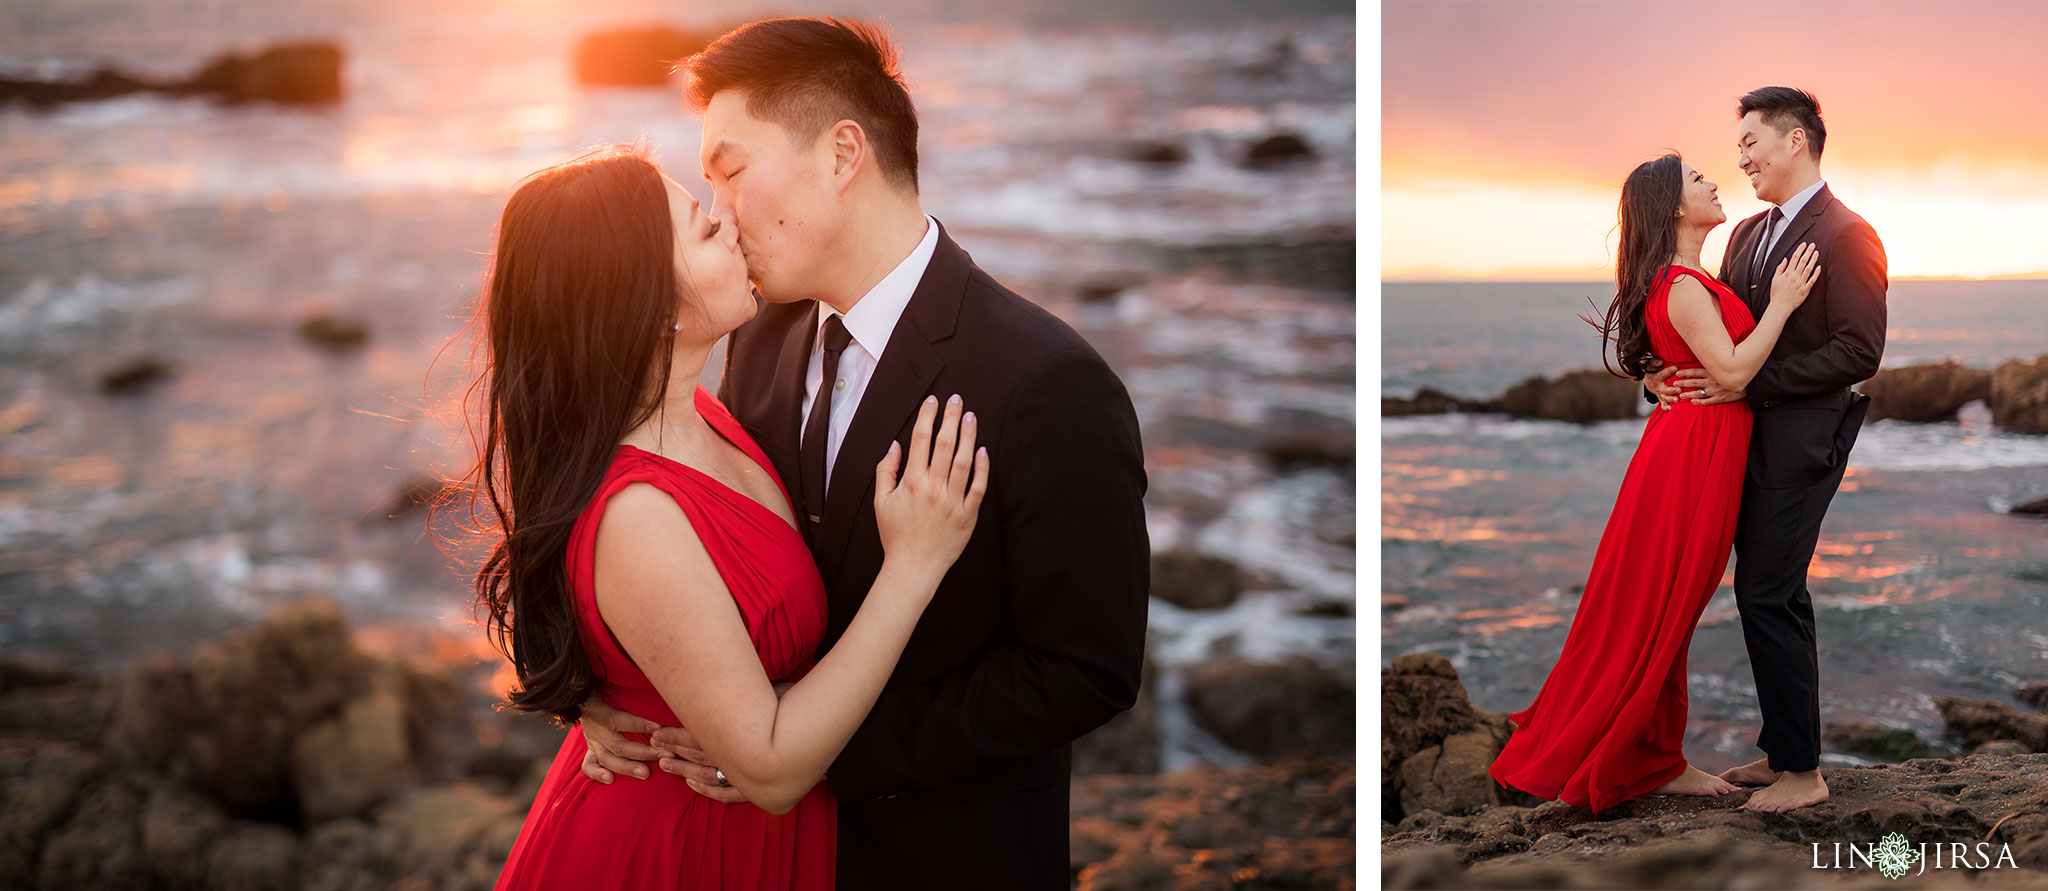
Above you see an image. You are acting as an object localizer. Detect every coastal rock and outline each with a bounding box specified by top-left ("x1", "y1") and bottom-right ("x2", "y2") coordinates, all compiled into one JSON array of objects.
[
  {"x1": 1822, "y1": 721, "x2": 1952, "y2": 762},
  {"x1": 1861, "y1": 360, "x2": 1993, "y2": 422},
  {"x1": 1499, "y1": 369, "x2": 1641, "y2": 423},
  {"x1": 1126, "y1": 140, "x2": 1187, "y2": 165},
  {"x1": 291, "y1": 689, "x2": 418, "y2": 822},
  {"x1": 185, "y1": 42, "x2": 344, "y2": 105},
  {"x1": 1989, "y1": 355, "x2": 2048, "y2": 434},
  {"x1": 1381, "y1": 387, "x2": 1502, "y2": 416},
  {"x1": 2012, "y1": 496, "x2": 2048, "y2": 517},
  {"x1": 1074, "y1": 275, "x2": 1143, "y2": 303},
  {"x1": 105, "y1": 598, "x2": 370, "y2": 820},
  {"x1": 0, "y1": 740, "x2": 100, "y2": 880},
  {"x1": 2017, "y1": 682, "x2": 2048, "y2": 710},
  {"x1": 0, "y1": 68, "x2": 154, "y2": 107},
  {"x1": 1935, "y1": 696, "x2": 2048, "y2": 752},
  {"x1": 1243, "y1": 132, "x2": 1317, "y2": 168},
  {"x1": 1149, "y1": 550, "x2": 1241, "y2": 610},
  {"x1": 141, "y1": 782, "x2": 231, "y2": 888},
  {"x1": 1070, "y1": 757, "x2": 1353, "y2": 891},
  {"x1": 204, "y1": 822, "x2": 299, "y2": 891},
  {"x1": 1383, "y1": 753, "x2": 2048, "y2": 885},
  {"x1": 1258, "y1": 406, "x2": 1355, "y2": 473},
  {"x1": 97, "y1": 355, "x2": 171, "y2": 393},
  {"x1": 1381, "y1": 654, "x2": 1534, "y2": 821},
  {"x1": 1185, "y1": 657, "x2": 1353, "y2": 762},
  {"x1": 573, "y1": 26, "x2": 713, "y2": 86},
  {"x1": 37, "y1": 779, "x2": 150, "y2": 889},
  {"x1": 300, "y1": 311, "x2": 370, "y2": 349},
  {"x1": 375, "y1": 783, "x2": 521, "y2": 879}
]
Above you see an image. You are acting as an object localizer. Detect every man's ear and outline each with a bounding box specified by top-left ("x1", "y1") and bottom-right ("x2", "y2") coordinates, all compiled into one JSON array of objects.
[
  {"x1": 829, "y1": 120, "x2": 866, "y2": 194},
  {"x1": 1788, "y1": 126, "x2": 1807, "y2": 160}
]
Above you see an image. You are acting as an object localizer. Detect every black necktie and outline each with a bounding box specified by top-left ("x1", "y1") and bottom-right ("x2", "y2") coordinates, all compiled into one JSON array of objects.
[
  {"x1": 1751, "y1": 206, "x2": 1784, "y2": 285},
  {"x1": 800, "y1": 313, "x2": 852, "y2": 544}
]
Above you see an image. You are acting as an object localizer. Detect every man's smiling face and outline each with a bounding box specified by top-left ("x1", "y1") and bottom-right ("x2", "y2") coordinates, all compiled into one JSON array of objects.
[
  {"x1": 1736, "y1": 110, "x2": 1803, "y2": 205},
  {"x1": 699, "y1": 89, "x2": 836, "y2": 304}
]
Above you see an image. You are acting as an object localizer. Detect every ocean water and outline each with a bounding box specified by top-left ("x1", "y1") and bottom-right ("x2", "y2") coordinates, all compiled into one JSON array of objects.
[
  {"x1": 0, "y1": 0, "x2": 1357, "y2": 767},
  {"x1": 1383, "y1": 281, "x2": 2048, "y2": 769}
]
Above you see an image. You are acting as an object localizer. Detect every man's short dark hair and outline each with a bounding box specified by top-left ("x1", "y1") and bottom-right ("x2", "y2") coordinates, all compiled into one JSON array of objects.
[
  {"x1": 681, "y1": 17, "x2": 919, "y2": 192},
  {"x1": 1738, "y1": 86, "x2": 1826, "y2": 161}
]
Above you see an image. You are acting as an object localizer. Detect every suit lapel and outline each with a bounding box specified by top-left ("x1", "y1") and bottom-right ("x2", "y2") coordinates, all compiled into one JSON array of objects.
[
  {"x1": 758, "y1": 299, "x2": 818, "y2": 491},
  {"x1": 815, "y1": 222, "x2": 971, "y2": 581},
  {"x1": 1746, "y1": 183, "x2": 1832, "y2": 314}
]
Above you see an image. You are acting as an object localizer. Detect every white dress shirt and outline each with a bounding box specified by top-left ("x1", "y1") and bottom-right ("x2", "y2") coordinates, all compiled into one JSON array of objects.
[
  {"x1": 1760, "y1": 177, "x2": 1826, "y2": 261},
  {"x1": 801, "y1": 214, "x2": 940, "y2": 490}
]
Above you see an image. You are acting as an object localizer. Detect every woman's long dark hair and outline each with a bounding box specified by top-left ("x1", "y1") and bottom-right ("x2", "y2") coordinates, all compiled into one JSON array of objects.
[
  {"x1": 1583, "y1": 153, "x2": 1683, "y2": 379},
  {"x1": 448, "y1": 144, "x2": 688, "y2": 725}
]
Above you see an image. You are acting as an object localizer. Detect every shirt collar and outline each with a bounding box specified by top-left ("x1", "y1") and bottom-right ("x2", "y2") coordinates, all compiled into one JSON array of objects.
[
  {"x1": 816, "y1": 214, "x2": 939, "y2": 361},
  {"x1": 1775, "y1": 178, "x2": 1826, "y2": 222}
]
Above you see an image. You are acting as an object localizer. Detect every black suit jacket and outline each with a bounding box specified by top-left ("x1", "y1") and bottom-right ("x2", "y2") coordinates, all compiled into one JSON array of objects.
[
  {"x1": 1718, "y1": 183, "x2": 1886, "y2": 488},
  {"x1": 718, "y1": 219, "x2": 1149, "y2": 884}
]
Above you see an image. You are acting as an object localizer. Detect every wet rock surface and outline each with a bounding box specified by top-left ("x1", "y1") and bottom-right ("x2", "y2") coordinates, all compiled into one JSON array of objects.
[
  {"x1": 1380, "y1": 651, "x2": 2048, "y2": 887},
  {"x1": 5, "y1": 599, "x2": 1357, "y2": 888}
]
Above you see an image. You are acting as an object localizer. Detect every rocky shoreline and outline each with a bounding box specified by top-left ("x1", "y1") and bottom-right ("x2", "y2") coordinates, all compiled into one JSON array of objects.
[
  {"x1": 1379, "y1": 653, "x2": 2048, "y2": 889},
  {"x1": 1, "y1": 599, "x2": 1356, "y2": 890},
  {"x1": 1385, "y1": 355, "x2": 2048, "y2": 433}
]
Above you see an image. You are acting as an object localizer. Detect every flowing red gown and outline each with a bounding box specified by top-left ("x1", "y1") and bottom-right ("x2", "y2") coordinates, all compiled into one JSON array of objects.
[
  {"x1": 1487, "y1": 265, "x2": 1757, "y2": 813},
  {"x1": 496, "y1": 386, "x2": 836, "y2": 889}
]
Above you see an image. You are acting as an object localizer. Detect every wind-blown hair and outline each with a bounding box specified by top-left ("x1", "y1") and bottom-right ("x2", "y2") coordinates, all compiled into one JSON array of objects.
[
  {"x1": 1585, "y1": 153, "x2": 1684, "y2": 379},
  {"x1": 449, "y1": 143, "x2": 689, "y2": 725}
]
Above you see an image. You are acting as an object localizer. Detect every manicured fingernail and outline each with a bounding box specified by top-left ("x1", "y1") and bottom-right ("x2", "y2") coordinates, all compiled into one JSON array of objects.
[
  {"x1": 925, "y1": 395, "x2": 936, "y2": 405},
  {"x1": 978, "y1": 447, "x2": 986, "y2": 457},
  {"x1": 599, "y1": 772, "x2": 613, "y2": 784},
  {"x1": 949, "y1": 393, "x2": 961, "y2": 406},
  {"x1": 963, "y1": 411, "x2": 975, "y2": 423},
  {"x1": 888, "y1": 440, "x2": 899, "y2": 455}
]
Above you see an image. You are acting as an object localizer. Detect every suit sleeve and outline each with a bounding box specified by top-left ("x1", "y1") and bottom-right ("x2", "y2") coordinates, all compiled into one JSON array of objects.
[
  {"x1": 824, "y1": 348, "x2": 1151, "y2": 799},
  {"x1": 1745, "y1": 219, "x2": 1887, "y2": 403}
]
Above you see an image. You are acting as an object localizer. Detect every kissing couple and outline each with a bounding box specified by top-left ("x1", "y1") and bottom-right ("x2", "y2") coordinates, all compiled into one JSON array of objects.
[
  {"x1": 1488, "y1": 86, "x2": 1887, "y2": 814},
  {"x1": 454, "y1": 17, "x2": 1151, "y2": 890}
]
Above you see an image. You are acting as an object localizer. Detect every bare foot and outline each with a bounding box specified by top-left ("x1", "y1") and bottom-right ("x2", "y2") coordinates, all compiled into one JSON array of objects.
[
  {"x1": 1652, "y1": 763, "x2": 1738, "y2": 796},
  {"x1": 1716, "y1": 757, "x2": 1780, "y2": 786},
  {"x1": 1741, "y1": 769, "x2": 1829, "y2": 812}
]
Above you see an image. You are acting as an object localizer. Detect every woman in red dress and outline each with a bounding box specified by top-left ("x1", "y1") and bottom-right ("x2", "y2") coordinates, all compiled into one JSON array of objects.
[
  {"x1": 1487, "y1": 154, "x2": 1820, "y2": 813},
  {"x1": 452, "y1": 145, "x2": 990, "y2": 888}
]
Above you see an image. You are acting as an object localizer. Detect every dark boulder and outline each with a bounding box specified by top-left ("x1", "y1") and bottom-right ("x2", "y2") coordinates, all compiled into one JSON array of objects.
[
  {"x1": 300, "y1": 311, "x2": 370, "y2": 349},
  {"x1": 184, "y1": 41, "x2": 344, "y2": 105},
  {"x1": 1861, "y1": 360, "x2": 1992, "y2": 422},
  {"x1": 1185, "y1": 657, "x2": 1352, "y2": 762},
  {"x1": 1934, "y1": 696, "x2": 2048, "y2": 752},
  {"x1": 1126, "y1": 140, "x2": 1187, "y2": 165},
  {"x1": 1499, "y1": 368, "x2": 1641, "y2": 423},
  {"x1": 1149, "y1": 549, "x2": 1241, "y2": 610},
  {"x1": 1243, "y1": 132, "x2": 1316, "y2": 169},
  {"x1": 1989, "y1": 355, "x2": 2048, "y2": 434},
  {"x1": 98, "y1": 355, "x2": 172, "y2": 393},
  {"x1": 574, "y1": 26, "x2": 714, "y2": 87},
  {"x1": 1382, "y1": 387, "x2": 1502, "y2": 416}
]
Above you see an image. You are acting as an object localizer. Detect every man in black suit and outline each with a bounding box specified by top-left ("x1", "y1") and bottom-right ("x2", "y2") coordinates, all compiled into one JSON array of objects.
[
  {"x1": 575, "y1": 17, "x2": 1149, "y2": 887},
  {"x1": 1645, "y1": 86, "x2": 1886, "y2": 812}
]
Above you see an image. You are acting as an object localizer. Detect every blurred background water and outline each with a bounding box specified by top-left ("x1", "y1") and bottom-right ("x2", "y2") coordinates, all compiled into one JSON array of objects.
[
  {"x1": 1383, "y1": 280, "x2": 2048, "y2": 768},
  {"x1": 0, "y1": 0, "x2": 1356, "y2": 769}
]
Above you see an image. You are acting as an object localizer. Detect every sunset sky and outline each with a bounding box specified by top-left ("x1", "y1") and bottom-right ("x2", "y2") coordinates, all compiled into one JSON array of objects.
[{"x1": 1383, "y1": 0, "x2": 2048, "y2": 281}]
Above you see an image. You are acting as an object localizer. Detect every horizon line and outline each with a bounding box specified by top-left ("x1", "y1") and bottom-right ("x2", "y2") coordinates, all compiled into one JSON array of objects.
[{"x1": 1382, "y1": 274, "x2": 2048, "y2": 285}]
